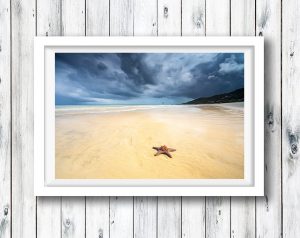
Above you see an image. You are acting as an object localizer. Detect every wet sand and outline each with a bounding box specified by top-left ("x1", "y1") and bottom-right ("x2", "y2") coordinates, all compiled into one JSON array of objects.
[{"x1": 55, "y1": 104, "x2": 244, "y2": 179}]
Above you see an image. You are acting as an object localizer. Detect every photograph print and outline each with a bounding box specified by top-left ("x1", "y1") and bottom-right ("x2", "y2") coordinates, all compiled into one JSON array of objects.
[{"x1": 55, "y1": 52, "x2": 245, "y2": 179}]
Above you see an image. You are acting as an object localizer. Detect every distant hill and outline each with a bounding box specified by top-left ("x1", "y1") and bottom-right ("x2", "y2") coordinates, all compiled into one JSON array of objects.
[{"x1": 183, "y1": 88, "x2": 244, "y2": 105}]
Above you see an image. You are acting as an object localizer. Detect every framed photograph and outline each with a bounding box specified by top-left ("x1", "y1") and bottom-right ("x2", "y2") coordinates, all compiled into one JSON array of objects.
[{"x1": 34, "y1": 37, "x2": 264, "y2": 196}]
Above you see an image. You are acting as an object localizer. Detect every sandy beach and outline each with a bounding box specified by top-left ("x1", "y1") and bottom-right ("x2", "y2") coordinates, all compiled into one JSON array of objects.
[{"x1": 55, "y1": 103, "x2": 244, "y2": 179}]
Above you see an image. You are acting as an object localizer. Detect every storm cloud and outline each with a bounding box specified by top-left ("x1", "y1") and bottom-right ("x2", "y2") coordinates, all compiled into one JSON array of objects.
[{"x1": 55, "y1": 52, "x2": 244, "y2": 105}]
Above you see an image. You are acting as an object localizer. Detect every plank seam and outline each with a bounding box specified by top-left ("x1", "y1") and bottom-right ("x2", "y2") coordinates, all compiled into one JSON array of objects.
[
  {"x1": 10, "y1": 0, "x2": 13, "y2": 236},
  {"x1": 280, "y1": 0, "x2": 283, "y2": 236}
]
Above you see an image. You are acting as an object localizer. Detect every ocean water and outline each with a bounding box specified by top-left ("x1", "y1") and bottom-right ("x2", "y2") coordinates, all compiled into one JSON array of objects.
[{"x1": 55, "y1": 103, "x2": 244, "y2": 116}]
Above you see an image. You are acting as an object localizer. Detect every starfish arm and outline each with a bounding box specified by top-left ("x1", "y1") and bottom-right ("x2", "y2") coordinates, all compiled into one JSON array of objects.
[
  {"x1": 155, "y1": 151, "x2": 162, "y2": 156},
  {"x1": 169, "y1": 148, "x2": 176, "y2": 152},
  {"x1": 153, "y1": 147, "x2": 160, "y2": 150},
  {"x1": 164, "y1": 151, "x2": 172, "y2": 158}
]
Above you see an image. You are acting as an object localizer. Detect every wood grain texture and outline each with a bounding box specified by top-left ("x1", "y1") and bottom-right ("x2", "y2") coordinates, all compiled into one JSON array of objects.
[
  {"x1": 182, "y1": 0, "x2": 205, "y2": 36},
  {"x1": 181, "y1": 1, "x2": 206, "y2": 237},
  {"x1": 231, "y1": 0, "x2": 255, "y2": 36},
  {"x1": 157, "y1": 197, "x2": 181, "y2": 238},
  {"x1": 110, "y1": 197, "x2": 133, "y2": 238},
  {"x1": 205, "y1": 1, "x2": 231, "y2": 237},
  {"x1": 133, "y1": 2, "x2": 158, "y2": 237},
  {"x1": 84, "y1": 1, "x2": 110, "y2": 238},
  {"x1": 182, "y1": 197, "x2": 205, "y2": 238},
  {"x1": 61, "y1": 1, "x2": 86, "y2": 238},
  {"x1": 11, "y1": 0, "x2": 36, "y2": 237},
  {"x1": 37, "y1": 197, "x2": 61, "y2": 238},
  {"x1": 0, "y1": 0, "x2": 294, "y2": 237},
  {"x1": 230, "y1": 197, "x2": 255, "y2": 238},
  {"x1": 206, "y1": 0, "x2": 230, "y2": 36},
  {"x1": 62, "y1": 197, "x2": 85, "y2": 238},
  {"x1": 256, "y1": 0, "x2": 282, "y2": 237},
  {"x1": 134, "y1": 197, "x2": 157, "y2": 238},
  {"x1": 157, "y1": 2, "x2": 182, "y2": 237},
  {"x1": 36, "y1": 1, "x2": 62, "y2": 237},
  {"x1": 134, "y1": 0, "x2": 157, "y2": 36},
  {"x1": 86, "y1": 197, "x2": 109, "y2": 238},
  {"x1": 157, "y1": 0, "x2": 181, "y2": 35},
  {"x1": 0, "y1": 0, "x2": 10, "y2": 237},
  {"x1": 36, "y1": 0, "x2": 61, "y2": 36},
  {"x1": 62, "y1": 0, "x2": 85, "y2": 36},
  {"x1": 230, "y1": 1, "x2": 256, "y2": 237},
  {"x1": 206, "y1": 198, "x2": 230, "y2": 238},
  {"x1": 282, "y1": 0, "x2": 300, "y2": 237},
  {"x1": 109, "y1": 2, "x2": 134, "y2": 237},
  {"x1": 110, "y1": 0, "x2": 133, "y2": 36},
  {"x1": 86, "y1": 0, "x2": 109, "y2": 36}
]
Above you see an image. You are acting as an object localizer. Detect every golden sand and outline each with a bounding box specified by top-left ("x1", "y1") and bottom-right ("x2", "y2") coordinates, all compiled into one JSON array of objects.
[{"x1": 55, "y1": 104, "x2": 244, "y2": 179}]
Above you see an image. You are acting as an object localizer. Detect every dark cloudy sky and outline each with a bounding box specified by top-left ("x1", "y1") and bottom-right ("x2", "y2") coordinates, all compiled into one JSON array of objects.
[{"x1": 55, "y1": 52, "x2": 244, "y2": 105}]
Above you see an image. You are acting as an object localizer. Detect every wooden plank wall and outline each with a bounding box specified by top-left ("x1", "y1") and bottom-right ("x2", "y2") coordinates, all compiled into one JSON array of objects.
[{"x1": 1, "y1": 0, "x2": 296, "y2": 237}]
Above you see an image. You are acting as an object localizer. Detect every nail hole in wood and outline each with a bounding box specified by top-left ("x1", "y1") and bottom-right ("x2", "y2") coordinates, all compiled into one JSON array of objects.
[
  {"x1": 288, "y1": 131, "x2": 299, "y2": 158},
  {"x1": 65, "y1": 218, "x2": 71, "y2": 228},
  {"x1": 290, "y1": 52, "x2": 294, "y2": 57},
  {"x1": 98, "y1": 228, "x2": 103, "y2": 238},
  {"x1": 4, "y1": 206, "x2": 8, "y2": 216},
  {"x1": 164, "y1": 6, "x2": 168, "y2": 18},
  {"x1": 267, "y1": 111, "x2": 274, "y2": 130},
  {"x1": 265, "y1": 195, "x2": 269, "y2": 212},
  {"x1": 291, "y1": 143, "x2": 298, "y2": 155}
]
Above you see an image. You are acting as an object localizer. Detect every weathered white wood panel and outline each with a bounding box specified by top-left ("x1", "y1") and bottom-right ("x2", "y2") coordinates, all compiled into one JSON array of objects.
[
  {"x1": 206, "y1": 198, "x2": 230, "y2": 238},
  {"x1": 61, "y1": 0, "x2": 85, "y2": 36},
  {"x1": 157, "y1": 197, "x2": 181, "y2": 238},
  {"x1": 110, "y1": 0, "x2": 134, "y2": 36},
  {"x1": 134, "y1": 0, "x2": 157, "y2": 36},
  {"x1": 230, "y1": 197, "x2": 255, "y2": 238},
  {"x1": 205, "y1": 1, "x2": 231, "y2": 237},
  {"x1": 230, "y1": 1, "x2": 256, "y2": 237},
  {"x1": 157, "y1": 2, "x2": 182, "y2": 237},
  {"x1": 231, "y1": 0, "x2": 255, "y2": 36},
  {"x1": 1, "y1": 0, "x2": 293, "y2": 237},
  {"x1": 109, "y1": 1, "x2": 134, "y2": 237},
  {"x1": 181, "y1": 1, "x2": 206, "y2": 237},
  {"x1": 11, "y1": 0, "x2": 36, "y2": 237},
  {"x1": 256, "y1": 0, "x2": 282, "y2": 237},
  {"x1": 0, "y1": 0, "x2": 10, "y2": 237},
  {"x1": 36, "y1": 1, "x2": 62, "y2": 237},
  {"x1": 282, "y1": 0, "x2": 300, "y2": 237},
  {"x1": 60, "y1": 1, "x2": 86, "y2": 238},
  {"x1": 157, "y1": 0, "x2": 181, "y2": 35},
  {"x1": 62, "y1": 197, "x2": 85, "y2": 238},
  {"x1": 86, "y1": 197, "x2": 109, "y2": 238},
  {"x1": 182, "y1": 0, "x2": 205, "y2": 36},
  {"x1": 85, "y1": 1, "x2": 110, "y2": 238},
  {"x1": 182, "y1": 197, "x2": 206, "y2": 238},
  {"x1": 133, "y1": 1, "x2": 158, "y2": 237},
  {"x1": 206, "y1": 0, "x2": 230, "y2": 36},
  {"x1": 110, "y1": 197, "x2": 133, "y2": 238},
  {"x1": 36, "y1": 0, "x2": 61, "y2": 36},
  {"x1": 134, "y1": 197, "x2": 157, "y2": 238},
  {"x1": 86, "y1": 0, "x2": 109, "y2": 36},
  {"x1": 37, "y1": 197, "x2": 61, "y2": 238}
]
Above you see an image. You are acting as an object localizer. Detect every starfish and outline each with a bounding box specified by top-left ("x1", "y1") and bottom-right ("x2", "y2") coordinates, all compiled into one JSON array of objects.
[{"x1": 152, "y1": 145, "x2": 176, "y2": 158}]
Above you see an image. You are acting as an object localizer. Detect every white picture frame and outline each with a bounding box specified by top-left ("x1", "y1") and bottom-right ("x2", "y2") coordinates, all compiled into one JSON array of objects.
[{"x1": 34, "y1": 36, "x2": 264, "y2": 196}]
